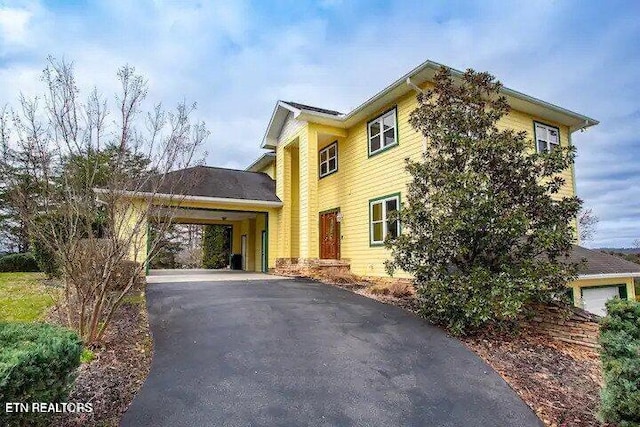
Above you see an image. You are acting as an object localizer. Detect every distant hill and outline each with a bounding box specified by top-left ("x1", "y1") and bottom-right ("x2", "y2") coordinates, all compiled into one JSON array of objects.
[
  {"x1": 597, "y1": 247, "x2": 640, "y2": 255},
  {"x1": 597, "y1": 248, "x2": 640, "y2": 265}
]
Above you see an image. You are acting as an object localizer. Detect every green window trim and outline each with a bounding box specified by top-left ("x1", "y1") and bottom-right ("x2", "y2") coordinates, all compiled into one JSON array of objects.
[
  {"x1": 533, "y1": 121, "x2": 561, "y2": 153},
  {"x1": 369, "y1": 192, "x2": 401, "y2": 247},
  {"x1": 367, "y1": 106, "x2": 399, "y2": 157},
  {"x1": 618, "y1": 284, "x2": 628, "y2": 300},
  {"x1": 319, "y1": 141, "x2": 338, "y2": 179}
]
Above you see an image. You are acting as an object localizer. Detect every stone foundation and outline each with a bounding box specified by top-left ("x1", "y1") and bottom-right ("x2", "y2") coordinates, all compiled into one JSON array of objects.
[
  {"x1": 522, "y1": 303, "x2": 601, "y2": 348},
  {"x1": 275, "y1": 258, "x2": 351, "y2": 276}
]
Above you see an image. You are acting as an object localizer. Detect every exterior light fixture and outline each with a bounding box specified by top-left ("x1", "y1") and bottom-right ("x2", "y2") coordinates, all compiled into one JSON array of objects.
[{"x1": 336, "y1": 212, "x2": 343, "y2": 223}]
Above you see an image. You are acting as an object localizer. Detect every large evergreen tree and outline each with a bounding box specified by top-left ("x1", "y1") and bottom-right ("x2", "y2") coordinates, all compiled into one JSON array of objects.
[{"x1": 386, "y1": 67, "x2": 581, "y2": 335}]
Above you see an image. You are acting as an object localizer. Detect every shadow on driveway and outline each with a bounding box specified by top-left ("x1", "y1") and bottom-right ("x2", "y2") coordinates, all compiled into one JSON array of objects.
[{"x1": 121, "y1": 278, "x2": 542, "y2": 427}]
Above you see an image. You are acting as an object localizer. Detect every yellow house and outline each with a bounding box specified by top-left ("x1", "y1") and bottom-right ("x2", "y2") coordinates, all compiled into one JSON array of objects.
[{"x1": 122, "y1": 59, "x2": 639, "y2": 316}]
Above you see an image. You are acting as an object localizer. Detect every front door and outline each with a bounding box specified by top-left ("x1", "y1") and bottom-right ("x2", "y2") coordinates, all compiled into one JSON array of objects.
[{"x1": 320, "y1": 210, "x2": 340, "y2": 259}]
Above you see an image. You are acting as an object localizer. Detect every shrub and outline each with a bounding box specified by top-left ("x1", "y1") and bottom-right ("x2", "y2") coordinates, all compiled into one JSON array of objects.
[
  {"x1": 598, "y1": 298, "x2": 640, "y2": 426},
  {"x1": 202, "y1": 225, "x2": 231, "y2": 269},
  {"x1": 80, "y1": 348, "x2": 95, "y2": 364},
  {"x1": 0, "y1": 253, "x2": 40, "y2": 273},
  {"x1": 368, "y1": 283, "x2": 391, "y2": 296},
  {"x1": 368, "y1": 280, "x2": 414, "y2": 298},
  {"x1": 31, "y1": 238, "x2": 61, "y2": 278},
  {"x1": 0, "y1": 322, "x2": 82, "y2": 426},
  {"x1": 388, "y1": 281, "x2": 413, "y2": 297}
]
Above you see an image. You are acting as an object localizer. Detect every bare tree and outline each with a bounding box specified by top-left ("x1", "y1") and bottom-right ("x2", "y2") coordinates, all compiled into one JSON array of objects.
[
  {"x1": 0, "y1": 57, "x2": 208, "y2": 344},
  {"x1": 578, "y1": 208, "x2": 599, "y2": 243}
]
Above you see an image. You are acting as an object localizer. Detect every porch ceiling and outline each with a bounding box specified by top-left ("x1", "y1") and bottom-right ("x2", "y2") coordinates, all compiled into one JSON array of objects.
[{"x1": 150, "y1": 206, "x2": 259, "y2": 224}]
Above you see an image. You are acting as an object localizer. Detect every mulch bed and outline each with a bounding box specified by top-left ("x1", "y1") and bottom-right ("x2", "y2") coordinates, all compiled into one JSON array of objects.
[
  {"x1": 312, "y1": 274, "x2": 607, "y2": 427},
  {"x1": 49, "y1": 295, "x2": 152, "y2": 427},
  {"x1": 462, "y1": 331, "x2": 604, "y2": 427}
]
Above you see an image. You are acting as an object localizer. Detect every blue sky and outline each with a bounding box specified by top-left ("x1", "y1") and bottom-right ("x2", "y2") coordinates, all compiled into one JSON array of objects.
[{"x1": 1, "y1": 0, "x2": 639, "y2": 248}]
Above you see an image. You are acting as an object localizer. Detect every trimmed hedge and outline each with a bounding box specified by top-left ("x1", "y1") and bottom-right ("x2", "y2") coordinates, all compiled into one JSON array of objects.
[
  {"x1": 599, "y1": 298, "x2": 640, "y2": 426},
  {"x1": 31, "y1": 239, "x2": 60, "y2": 278},
  {"x1": 0, "y1": 322, "x2": 82, "y2": 426},
  {"x1": 0, "y1": 253, "x2": 40, "y2": 273}
]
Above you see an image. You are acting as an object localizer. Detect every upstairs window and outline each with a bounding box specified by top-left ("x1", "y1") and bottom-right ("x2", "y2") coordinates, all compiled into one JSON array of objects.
[
  {"x1": 319, "y1": 141, "x2": 338, "y2": 178},
  {"x1": 368, "y1": 108, "x2": 398, "y2": 156},
  {"x1": 534, "y1": 122, "x2": 560, "y2": 152},
  {"x1": 370, "y1": 194, "x2": 400, "y2": 245}
]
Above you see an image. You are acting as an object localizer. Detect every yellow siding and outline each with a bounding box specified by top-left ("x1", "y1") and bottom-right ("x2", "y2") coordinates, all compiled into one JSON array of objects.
[
  {"x1": 299, "y1": 126, "x2": 319, "y2": 259},
  {"x1": 257, "y1": 161, "x2": 275, "y2": 179},
  {"x1": 275, "y1": 115, "x2": 308, "y2": 260},
  {"x1": 314, "y1": 88, "x2": 577, "y2": 277},
  {"x1": 290, "y1": 147, "x2": 300, "y2": 258},
  {"x1": 117, "y1": 200, "x2": 148, "y2": 264}
]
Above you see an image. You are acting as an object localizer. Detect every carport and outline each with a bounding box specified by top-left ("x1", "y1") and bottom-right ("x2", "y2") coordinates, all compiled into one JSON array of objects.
[
  {"x1": 113, "y1": 165, "x2": 282, "y2": 275},
  {"x1": 149, "y1": 205, "x2": 271, "y2": 273}
]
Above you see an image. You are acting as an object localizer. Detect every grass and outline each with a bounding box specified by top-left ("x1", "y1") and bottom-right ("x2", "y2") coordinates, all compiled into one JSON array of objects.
[{"x1": 0, "y1": 272, "x2": 59, "y2": 322}]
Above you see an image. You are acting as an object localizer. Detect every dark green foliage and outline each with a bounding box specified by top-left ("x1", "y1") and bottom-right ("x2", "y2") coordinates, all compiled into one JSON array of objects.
[
  {"x1": 0, "y1": 253, "x2": 39, "y2": 273},
  {"x1": 31, "y1": 238, "x2": 60, "y2": 278},
  {"x1": 598, "y1": 299, "x2": 640, "y2": 426},
  {"x1": 148, "y1": 224, "x2": 183, "y2": 269},
  {"x1": 386, "y1": 67, "x2": 581, "y2": 335},
  {"x1": 0, "y1": 322, "x2": 82, "y2": 426},
  {"x1": 202, "y1": 225, "x2": 231, "y2": 269}
]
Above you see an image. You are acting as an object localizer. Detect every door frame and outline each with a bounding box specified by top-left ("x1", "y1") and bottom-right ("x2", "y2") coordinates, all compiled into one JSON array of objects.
[
  {"x1": 261, "y1": 230, "x2": 267, "y2": 273},
  {"x1": 241, "y1": 235, "x2": 248, "y2": 271},
  {"x1": 319, "y1": 207, "x2": 340, "y2": 259}
]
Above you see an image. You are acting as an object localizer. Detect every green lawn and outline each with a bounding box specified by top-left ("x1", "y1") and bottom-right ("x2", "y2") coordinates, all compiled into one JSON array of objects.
[{"x1": 0, "y1": 272, "x2": 58, "y2": 322}]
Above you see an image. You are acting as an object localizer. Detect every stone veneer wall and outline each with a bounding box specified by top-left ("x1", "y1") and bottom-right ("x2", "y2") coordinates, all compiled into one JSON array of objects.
[
  {"x1": 522, "y1": 303, "x2": 601, "y2": 349},
  {"x1": 275, "y1": 258, "x2": 351, "y2": 275}
]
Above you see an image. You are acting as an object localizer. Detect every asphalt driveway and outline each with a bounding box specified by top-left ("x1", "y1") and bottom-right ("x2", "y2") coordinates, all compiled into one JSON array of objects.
[{"x1": 121, "y1": 277, "x2": 541, "y2": 427}]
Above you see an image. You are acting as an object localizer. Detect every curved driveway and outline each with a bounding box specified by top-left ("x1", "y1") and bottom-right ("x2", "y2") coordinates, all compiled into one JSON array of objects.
[{"x1": 122, "y1": 277, "x2": 541, "y2": 427}]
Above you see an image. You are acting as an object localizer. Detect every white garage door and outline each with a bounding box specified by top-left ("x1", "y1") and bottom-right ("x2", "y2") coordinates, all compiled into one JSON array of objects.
[{"x1": 581, "y1": 286, "x2": 621, "y2": 316}]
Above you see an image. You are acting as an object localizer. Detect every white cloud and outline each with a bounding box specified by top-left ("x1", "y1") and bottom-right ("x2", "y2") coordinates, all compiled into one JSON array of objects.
[
  {"x1": 0, "y1": 0, "x2": 638, "y2": 246},
  {"x1": 0, "y1": 6, "x2": 31, "y2": 45}
]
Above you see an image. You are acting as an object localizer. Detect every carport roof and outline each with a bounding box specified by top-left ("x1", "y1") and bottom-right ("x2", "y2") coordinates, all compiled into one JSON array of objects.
[{"x1": 142, "y1": 165, "x2": 280, "y2": 203}]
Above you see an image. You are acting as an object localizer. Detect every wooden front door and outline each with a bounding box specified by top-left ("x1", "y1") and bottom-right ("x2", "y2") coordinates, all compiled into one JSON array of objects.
[{"x1": 320, "y1": 210, "x2": 340, "y2": 259}]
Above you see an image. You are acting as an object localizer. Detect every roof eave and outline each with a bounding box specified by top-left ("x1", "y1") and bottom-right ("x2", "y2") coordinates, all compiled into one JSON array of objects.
[
  {"x1": 246, "y1": 152, "x2": 276, "y2": 172},
  {"x1": 288, "y1": 59, "x2": 600, "y2": 132},
  {"x1": 95, "y1": 188, "x2": 283, "y2": 207},
  {"x1": 261, "y1": 101, "x2": 304, "y2": 149},
  {"x1": 578, "y1": 272, "x2": 640, "y2": 280}
]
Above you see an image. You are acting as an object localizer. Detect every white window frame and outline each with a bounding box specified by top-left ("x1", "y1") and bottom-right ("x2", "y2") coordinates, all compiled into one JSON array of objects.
[
  {"x1": 534, "y1": 122, "x2": 560, "y2": 153},
  {"x1": 369, "y1": 194, "x2": 400, "y2": 245},
  {"x1": 367, "y1": 107, "x2": 398, "y2": 156},
  {"x1": 319, "y1": 141, "x2": 338, "y2": 178}
]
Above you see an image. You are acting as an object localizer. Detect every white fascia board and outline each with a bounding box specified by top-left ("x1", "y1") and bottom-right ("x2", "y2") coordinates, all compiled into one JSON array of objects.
[
  {"x1": 261, "y1": 101, "x2": 305, "y2": 149},
  {"x1": 245, "y1": 152, "x2": 275, "y2": 172},
  {"x1": 577, "y1": 272, "x2": 640, "y2": 280},
  {"x1": 94, "y1": 188, "x2": 283, "y2": 208},
  {"x1": 292, "y1": 59, "x2": 600, "y2": 131}
]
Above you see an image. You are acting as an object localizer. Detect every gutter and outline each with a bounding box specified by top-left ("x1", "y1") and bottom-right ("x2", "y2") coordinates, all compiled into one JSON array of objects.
[
  {"x1": 577, "y1": 272, "x2": 640, "y2": 280},
  {"x1": 93, "y1": 188, "x2": 283, "y2": 208}
]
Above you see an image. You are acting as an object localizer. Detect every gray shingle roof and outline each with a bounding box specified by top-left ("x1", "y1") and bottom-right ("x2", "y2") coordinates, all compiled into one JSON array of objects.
[
  {"x1": 283, "y1": 101, "x2": 342, "y2": 116},
  {"x1": 568, "y1": 245, "x2": 640, "y2": 275},
  {"x1": 146, "y1": 165, "x2": 280, "y2": 202}
]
